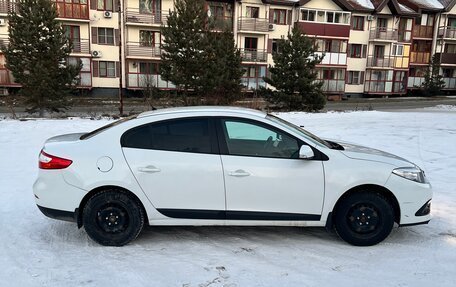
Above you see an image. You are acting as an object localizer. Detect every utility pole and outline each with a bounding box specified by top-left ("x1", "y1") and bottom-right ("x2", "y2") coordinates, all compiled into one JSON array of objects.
[{"x1": 118, "y1": 0, "x2": 124, "y2": 116}]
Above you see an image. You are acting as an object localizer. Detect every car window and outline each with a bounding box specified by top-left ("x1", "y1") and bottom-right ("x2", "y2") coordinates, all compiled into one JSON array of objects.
[
  {"x1": 222, "y1": 119, "x2": 300, "y2": 159},
  {"x1": 122, "y1": 118, "x2": 213, "y2": 154}
]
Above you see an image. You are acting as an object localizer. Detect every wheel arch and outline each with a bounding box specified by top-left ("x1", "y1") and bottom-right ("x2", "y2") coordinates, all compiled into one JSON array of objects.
[
  {"x1": 327, "y1": 184, "x2": 401, "y2": 228},
  {"x1": 76, "y1": 185, "x2": 149, "y2": 228}
]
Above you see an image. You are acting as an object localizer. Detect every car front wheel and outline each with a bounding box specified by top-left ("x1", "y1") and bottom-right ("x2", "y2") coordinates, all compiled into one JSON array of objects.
[
  {"x1": 334, "y1": 192, "x2": 394, "y2": 246},
  {"x1": 82, "y1": 189, "x2": 145, "y2": 246}
]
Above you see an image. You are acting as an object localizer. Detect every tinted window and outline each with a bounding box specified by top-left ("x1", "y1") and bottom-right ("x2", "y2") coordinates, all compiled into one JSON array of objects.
[
  {"x1": 122, "y1": 118, "x2": 213, "y2": 153},
  {"x1": 222, "y1": 120, "x2": 300, "y2": 159}
]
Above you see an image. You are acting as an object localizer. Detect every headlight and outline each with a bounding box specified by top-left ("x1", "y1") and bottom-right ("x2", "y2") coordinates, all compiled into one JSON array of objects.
[{"x1": 392, "y1": 167, "x2": 428, "y2": 183}]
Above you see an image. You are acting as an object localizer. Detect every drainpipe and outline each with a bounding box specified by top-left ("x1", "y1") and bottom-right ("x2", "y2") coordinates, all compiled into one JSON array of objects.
[{"x1": 118, "y1": 0, "x2": 124, "y2": 116}]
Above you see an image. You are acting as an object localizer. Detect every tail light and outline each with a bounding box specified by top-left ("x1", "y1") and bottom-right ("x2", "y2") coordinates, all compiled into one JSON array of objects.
[{"x1": 39, "y1": 150, "x2": 73, "y2": 169}]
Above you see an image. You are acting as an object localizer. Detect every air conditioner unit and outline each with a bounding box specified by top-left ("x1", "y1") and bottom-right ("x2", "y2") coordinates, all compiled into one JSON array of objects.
[
  {"x1": 268, "y1": 23, "x2": 275, "y2": 31},
  {"x1": 104, "y1": 11, "x2": 112, "y2": 18},
  {"x1": 367, "y1": 15, "x2": 375, "y2": 21},
  {"x1": 0, "y1": 19, "x2": 6, "y2": 26},
  {"x1": 91, "y1": 50, "x2": 102, "y2": 58}
]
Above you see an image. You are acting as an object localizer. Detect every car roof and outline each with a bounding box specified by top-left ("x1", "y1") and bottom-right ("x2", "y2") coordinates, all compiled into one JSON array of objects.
[{"x1": 137, "y1": 106, "x2": 267, "y2": 119}]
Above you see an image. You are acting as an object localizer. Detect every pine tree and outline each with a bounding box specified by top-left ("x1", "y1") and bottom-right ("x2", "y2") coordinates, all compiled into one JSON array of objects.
[
  {"x1": 421, "y1": 54, "x2": 446, "y2": 96},
  {"x1": 263, "y1": 27, "x2": 326, "y2": 112},
  {"x1": 203, "y1": 29, "x2": 243, "y2": 104},
  {"x1": 2, "y1": 0, "x2": 81, "y2": 116},
  {"x1": 160, "y1": 0, "x2": 243, "y2": 104},
  {"x1": 160, "y1": 0, "x2": 209, "y2": 101}
]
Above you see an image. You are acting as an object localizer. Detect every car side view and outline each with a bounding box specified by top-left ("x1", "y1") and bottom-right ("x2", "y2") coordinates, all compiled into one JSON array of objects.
[{"x1": 33, "y1": 107, "x2": 432, "y2": 246}]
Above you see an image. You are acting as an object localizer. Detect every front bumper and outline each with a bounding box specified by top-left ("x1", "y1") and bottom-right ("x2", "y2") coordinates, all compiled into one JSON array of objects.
[{"x1": 385, "y1": 174, "x2": 433, "y2": 225}]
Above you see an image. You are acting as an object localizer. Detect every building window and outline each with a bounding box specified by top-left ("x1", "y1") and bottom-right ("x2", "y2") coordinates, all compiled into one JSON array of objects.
[
  {"x1": 97, "y1": 0, "x2": 113, "y2": 11},
  {"x1": 301, "y1": 9, "x2": 316, "y2": 21},
  {"x1": 246, "y1": 6, "x2": 259, "y2": 18},
  {"x1": 139, "y1": 62, "x2": 159, "y2": 74},
  {"x1": 242, "y1": 65, "x2": 266, "y2": 90},
  {"x1": 140, "y1": 30, "x2": 154, "y2": 47},
  {"x1": 352, "y1": 16, "x2": 364, "y2": 30},
  {"x1": 99, "y1": 61, "x2": 116, "y2": 77},
  {"x1": 347, "y1": 71, "x2": 363, "y2": 84},
  {"x1": 98, "y1": 28, "x2": 114, "y2": 45},
  {"x1": 272, "y1": 9, "x2": 287, "y2": 25},
  {"x1": 139, "y1": 0, "x2": 161, "y2": 14},
  {"x1": 54, "y1": 0, "x2": 88, "y2": 19},
  {"x1": 392, "y1": 44, "x2": 404, "y2": 56},
  {"x1": 350, "y1": 44, "x2": 362, "y2": 58},
  {"x1": 443, "y1": 68, "x2": 454, "y2": 78},
  {"x1": 272, "y1": 39, "x2": 279, "y2": 53},
  {"x1": 445, "y1": 44, "x2": 456, "y2": 54}
]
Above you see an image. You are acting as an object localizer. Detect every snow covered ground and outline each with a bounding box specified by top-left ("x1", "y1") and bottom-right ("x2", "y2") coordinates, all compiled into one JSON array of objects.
[{"x1": 1, "y1": 109, "x2": 455, "y2": 287}]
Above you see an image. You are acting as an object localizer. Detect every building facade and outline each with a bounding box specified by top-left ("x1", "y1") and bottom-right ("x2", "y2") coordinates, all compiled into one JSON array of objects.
[{"x1": 0, "y1": 0, "x2": 455, "y2": 98}]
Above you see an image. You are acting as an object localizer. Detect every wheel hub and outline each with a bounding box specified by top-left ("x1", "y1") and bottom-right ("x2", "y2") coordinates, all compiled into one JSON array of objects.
[
  {"x1": 347, "y1": 205, "x2": 380, "y2": 234},
  {"x1": 96, "y1": 205, "x2": 129, "y2": 233}
]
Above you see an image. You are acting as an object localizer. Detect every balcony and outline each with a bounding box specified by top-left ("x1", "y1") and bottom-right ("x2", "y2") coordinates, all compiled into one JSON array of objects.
[
  {"x1": 70, "y1": 39, "x2": 90, "y2": 54},
  {"x1": 239, "y1": 49, "x2": 267, "y2": 62},
  {"x1": 320, "y1": 79, "x2": 345, "y2": 93},
  {"x1": 237, "y1": 17, "x2": 269, "y2": 33},
  {"x1": 407, "y1": 76, "x2": 425, "y2": 88},
  {"x1": 364, "y1": 81, "x2": 393, "y2": 93},
  {"x1": 369, "y1": 28, "x2": 398, "y2": 41},
  {"x1": 367, "y1": 57, "x2": 394, "y2": 68},
  {"x1": 209, "y1": 16, "x2": 233, "y2": 31},
  {"x1": 126, "y1": 43, "x2": 161, "y2": 58},
  {"x1": 0, "y1": 35, "x2": 9, "y2": 48},
  {"x1": 443, "y1": 77, "x2": 456, "y2": 89},
  {"x1": 295, "y1": 22, "x2": 350, "y2": 38},
  {"x1": 125, "y1": 9, "x2": 168, "y2": 25},
  {"x1": 316, "y1": 52, "x2": 347, "y2": 66},
  {"x1": 127, "y1": 73, "x2": 175, "y2": 89},
  {"x1": 438, "y1": 26, "x2": 456, "y2": 39},
  {"x1": 435, "y1": 53, "x2": 456, "y2": 65},
  {"x1": 0, "y1": 69, "x2": 17, "y2": 86},
  {"x1": 0, "y1": 0, "x2": 17, "y2": 14},
  {"x1": 54, "y1": 1, "x2": 89, "y2": 20},
  {"x1": 413, "y1": 25, "x2": 433, "y2": 39},
  {"x1": 410, "y1": 51, "x2": 431, "y2": 64}
]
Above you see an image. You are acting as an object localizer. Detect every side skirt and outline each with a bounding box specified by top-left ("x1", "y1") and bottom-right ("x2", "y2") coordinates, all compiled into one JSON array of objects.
[{"x1": 157, "y1": 209, "x2": 321, "y2": 221}]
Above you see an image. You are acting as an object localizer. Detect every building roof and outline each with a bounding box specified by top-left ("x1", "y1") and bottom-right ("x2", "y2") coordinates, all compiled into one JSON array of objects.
[
  {"x1": 262, "y1": 0, "x2": 300, "y2": 6},
  {"x1": 346, "y1": 0, "x2": 375, "y2": 11},
  {"x1": 397, "y1": 0, "x2": 444, "y2": 11},
  {"x1": 438, "y1": 0, "x2": 456, "y2": 11}
]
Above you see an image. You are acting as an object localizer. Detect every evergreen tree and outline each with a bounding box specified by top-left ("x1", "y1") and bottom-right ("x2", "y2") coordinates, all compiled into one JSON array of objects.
[
  {"x1": 421, "y1": 54, "x2": 445, "y2": 96},
  {"x1": 203, "y1": 29, "x2": 243, "y2": 104},
  {"x1": 160, "y1": 0, "x2": 243, "y2": 104},
  {"x1": 2, "y1": 0, "x2": 81, "y2": 116},
  {"x1": 263, "y1": 27, "x2": 326, "y2": 112},
  {"x1": 160, "y1": 0, "x2": 209, "y2": 101}
]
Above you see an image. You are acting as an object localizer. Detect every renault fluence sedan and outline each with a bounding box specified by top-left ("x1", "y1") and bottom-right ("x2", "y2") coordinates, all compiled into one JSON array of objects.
[{"x1": 33, "y1": 107, "x2": 432, "y2": 246}]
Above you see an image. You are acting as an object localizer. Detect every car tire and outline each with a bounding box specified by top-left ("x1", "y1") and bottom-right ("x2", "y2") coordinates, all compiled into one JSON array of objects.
[
  {"x1": 82, "y1": 189, "x2": 145, "y2": 246},
  {"x1": 334, "y1": 192, "x2": 394, "y2": 246}
]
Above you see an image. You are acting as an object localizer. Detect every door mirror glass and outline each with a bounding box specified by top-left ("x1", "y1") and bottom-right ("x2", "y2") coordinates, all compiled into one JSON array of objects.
[{"x1": 299, "y1": 145, "x2": 314, "y2": 159}]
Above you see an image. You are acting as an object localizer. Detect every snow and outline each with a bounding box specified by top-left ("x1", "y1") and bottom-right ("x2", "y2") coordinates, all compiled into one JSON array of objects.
[
  {"x1": 1, "y1": 109, "x2": 456, "y2": 286},
  {"x1": 349, "y1": 0, "x2": 375, "y2": 10},
  {"x1": 406, "y1": 0, "x2": 444, "y2": 9}
]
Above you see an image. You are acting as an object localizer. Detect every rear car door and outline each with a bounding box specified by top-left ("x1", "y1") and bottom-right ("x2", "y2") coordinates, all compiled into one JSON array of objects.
[
  {"x1": 218, "y1": 118, "x2": 325, "y2": 220},
  {"x1": 121, "y1": 117, "x2": 226, "y2": 219}
]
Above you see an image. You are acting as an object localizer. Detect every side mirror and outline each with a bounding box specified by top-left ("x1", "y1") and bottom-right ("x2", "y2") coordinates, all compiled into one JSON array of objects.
[{"x1": 299, "y1": 145, "x2": 314, "y2": 159}]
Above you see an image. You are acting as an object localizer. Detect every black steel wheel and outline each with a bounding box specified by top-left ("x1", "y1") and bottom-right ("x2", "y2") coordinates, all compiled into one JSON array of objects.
[
  {"x1": 83, "y1": 190, "x2": 145, "y2": 246},
  {"x1": 334, "y1": 192, "x2": 394, "y2": 246}
]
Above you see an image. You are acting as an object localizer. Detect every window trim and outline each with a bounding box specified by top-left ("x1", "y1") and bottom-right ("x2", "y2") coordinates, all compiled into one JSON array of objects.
[
  {"x1": 97, "y1": 27, "x2": 114, "y2": 45},
  {"x1": 120, "y1": 117, "x2": 219, "y2": 155},
  {"x1": 351, "y1": 16, "x2": 364, "y2": 31}
]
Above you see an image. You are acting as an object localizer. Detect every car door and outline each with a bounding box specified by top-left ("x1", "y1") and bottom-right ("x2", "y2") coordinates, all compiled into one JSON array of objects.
[
  {"x1": 121, "y1": 117, "x2": 226, "y2": 219},
  {"x1": 218, "y1": 118, "x2": 325, "y2": 220}
]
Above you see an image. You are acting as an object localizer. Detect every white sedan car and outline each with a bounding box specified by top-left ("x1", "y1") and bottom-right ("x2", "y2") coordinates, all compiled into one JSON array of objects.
[{"x1": 33, "y1": 107, "x2": 432, "y2": 246}]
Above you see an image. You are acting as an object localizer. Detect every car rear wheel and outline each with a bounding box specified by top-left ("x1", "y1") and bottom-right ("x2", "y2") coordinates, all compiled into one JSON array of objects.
[
  {"x1": 82, "y1": 190, "x2": 145, "y2": 246},
  {"x1": 334, "y1": 192, "x2": 394, "y2": 246}
]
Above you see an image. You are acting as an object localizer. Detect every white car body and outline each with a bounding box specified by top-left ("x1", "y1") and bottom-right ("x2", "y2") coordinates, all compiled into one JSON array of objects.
[{"x1": 33, "y1": 107, "x2": 432, "y2": 245}]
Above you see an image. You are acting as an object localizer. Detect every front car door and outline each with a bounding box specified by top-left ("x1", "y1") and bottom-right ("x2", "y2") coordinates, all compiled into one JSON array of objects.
[
  {"x1": 217, "y1": 118, "x2": 325, "y2": 221},
  {"x1": 121, "y1": 117, "x2": 226, "y2": 219}
]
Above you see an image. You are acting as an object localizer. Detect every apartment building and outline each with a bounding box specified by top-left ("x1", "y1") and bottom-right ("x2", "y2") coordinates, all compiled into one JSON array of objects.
[{"x1": 0, "y1": 0, "x2": 455, "y2": 98}]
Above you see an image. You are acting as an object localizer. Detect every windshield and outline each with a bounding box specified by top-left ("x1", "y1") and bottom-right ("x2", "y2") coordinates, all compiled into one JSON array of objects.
[
  {"x1": 80, "y1": 115, "x2": 137, "y2": 140},
  {"x1": 267, "y1": 114, "x2": 331, "y2": 148}
]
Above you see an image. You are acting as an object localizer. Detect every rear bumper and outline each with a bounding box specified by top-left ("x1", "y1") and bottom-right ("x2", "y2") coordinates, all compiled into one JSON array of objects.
[{"x1": 37, "y1": 205, "x2": 76, "y2": 223}]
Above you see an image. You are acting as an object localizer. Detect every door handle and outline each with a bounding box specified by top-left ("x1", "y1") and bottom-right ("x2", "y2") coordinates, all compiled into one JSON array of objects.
[
  {"x1": 138, "y1": 165, "x2": 161, "y2": 173},
  {"x1": 228, "y1": 169, "x2": 251, "y2": 177}
]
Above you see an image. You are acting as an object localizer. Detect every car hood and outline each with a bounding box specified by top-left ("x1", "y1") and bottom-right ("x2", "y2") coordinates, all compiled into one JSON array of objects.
[{"x1": 328, "y1": 139, "x2": 415, "y2": 167}]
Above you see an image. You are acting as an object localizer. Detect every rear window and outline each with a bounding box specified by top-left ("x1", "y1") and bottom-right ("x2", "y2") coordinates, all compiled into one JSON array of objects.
[
  {"x1": 80, "y1": 115, "x2": 137, "y2": 140},
  {"x1": 121, "y1": 118, "x2": 213, "y2": 154}
]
